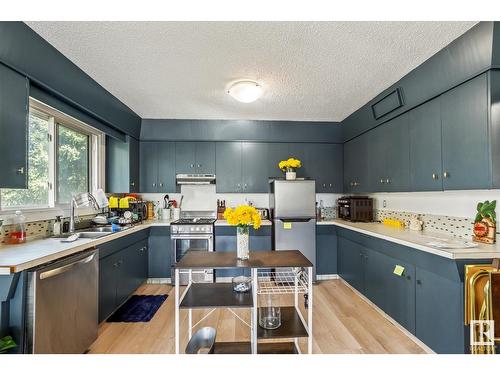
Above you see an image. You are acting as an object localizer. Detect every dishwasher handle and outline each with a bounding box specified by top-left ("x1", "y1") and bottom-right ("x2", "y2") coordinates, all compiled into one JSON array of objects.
[{"x1": 39, "y1": 252, "x2": 96, "y2": 280}]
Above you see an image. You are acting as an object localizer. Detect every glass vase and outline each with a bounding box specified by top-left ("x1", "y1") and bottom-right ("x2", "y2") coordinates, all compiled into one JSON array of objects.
[{"x1": 237, "y1": 226, "x2": 250, "y2": 260}]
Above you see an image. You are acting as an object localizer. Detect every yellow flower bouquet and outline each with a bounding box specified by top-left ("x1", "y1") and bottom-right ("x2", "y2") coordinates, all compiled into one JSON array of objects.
[
  {"x1": 278, "y1": 158, "x2": 302, "y2": 171},
  {"x1": 223, "y1": 205, "x2": 261, "y2": 260},
  {"x1": 223, "y1": 205, "x2": 262, "y2": 230}
]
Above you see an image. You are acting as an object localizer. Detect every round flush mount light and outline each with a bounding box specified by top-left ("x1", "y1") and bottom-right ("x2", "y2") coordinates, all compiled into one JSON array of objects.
[{"x1": 227, "y1": 80, "x2": 263, "y2": 103}]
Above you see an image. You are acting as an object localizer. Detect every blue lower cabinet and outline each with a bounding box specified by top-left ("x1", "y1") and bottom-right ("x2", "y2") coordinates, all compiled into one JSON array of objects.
[
  {"x1": 215, "y1": 226, "x2": 272, "y2": 278},
  {"x1": 316, "y1": 225, "x2": 338, "y2": 275},
  {"x1": 148, "y1": 227, "x2": 171, "y2": 278},
  {"x1": 0, "y1": 272, "x2": 26, "y2": 353},
  {"x1": 98, "y1": 230, "x2": 150, "y2": 322},
  {"x1": 337, "y1": 227, "x2": 465, "y2": 353},
  {"x1": 415, "y1": 267, "x2": 463, "y2": 354},
  {"x1": 338, "y1": 236, "x2": 365, "y2": 292},
  {"x1": 364, "y1": 248, "x2": 415, "y2": 333}
]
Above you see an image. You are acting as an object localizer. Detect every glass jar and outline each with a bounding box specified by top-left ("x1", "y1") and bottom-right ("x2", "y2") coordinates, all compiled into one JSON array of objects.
[
  {"x1": 8, "y1": 210, "x2": 26, "y2": 244},
  {"x1": 258, "y1": 294, "x2": 281, "y2": 330}
]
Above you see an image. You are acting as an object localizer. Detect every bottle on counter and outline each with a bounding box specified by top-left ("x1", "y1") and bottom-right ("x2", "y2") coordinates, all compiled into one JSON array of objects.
[
  {"x1": 53, "y1": 216, "x2": 62, "y2": 236},
  {"x1": 8, "y1": 210, "x2": 26, "y2": 244}
]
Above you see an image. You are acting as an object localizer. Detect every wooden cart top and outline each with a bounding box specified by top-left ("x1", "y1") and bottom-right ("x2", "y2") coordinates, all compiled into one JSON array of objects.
[{"x1": 175, "y1": 250, "x2": 313, "y2": 269}]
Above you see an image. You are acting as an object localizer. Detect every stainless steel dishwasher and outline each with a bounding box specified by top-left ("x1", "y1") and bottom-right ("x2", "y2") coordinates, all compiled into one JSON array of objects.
[{"x1": 25, "y1": 249, "x2": 98, "y2": 354}]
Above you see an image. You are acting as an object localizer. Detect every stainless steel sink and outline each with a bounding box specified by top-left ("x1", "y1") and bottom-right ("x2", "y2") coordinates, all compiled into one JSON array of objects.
[
  {"x1": 77, "y1": 232, "x2": 111, "y2": 239},
  {"x1": 82, "y1": 226, "x2": 117, "y2": 233}
]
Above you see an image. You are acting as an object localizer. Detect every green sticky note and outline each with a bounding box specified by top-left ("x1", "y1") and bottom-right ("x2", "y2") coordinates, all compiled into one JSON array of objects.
[
  {"x1": 283, "y1": 222, "x2": 292, "y2": 229},
  {"x1": 393, "y1": 265, "x2": 405, "y2": 276}
]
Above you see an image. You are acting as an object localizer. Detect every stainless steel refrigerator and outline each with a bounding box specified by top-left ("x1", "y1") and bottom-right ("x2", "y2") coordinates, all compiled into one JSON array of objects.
[{"x1": 269, "y1": 179, "x2": 316, "y2": 280}]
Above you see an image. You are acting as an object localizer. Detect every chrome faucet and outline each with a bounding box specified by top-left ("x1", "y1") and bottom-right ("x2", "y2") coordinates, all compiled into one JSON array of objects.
[{"x1": 69, "y1": 192, "x2": 100, "y2": 233}]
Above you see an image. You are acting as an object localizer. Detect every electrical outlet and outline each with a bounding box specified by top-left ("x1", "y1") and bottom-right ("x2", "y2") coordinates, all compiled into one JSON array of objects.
[{"x1": 383, "y1": 200, "x2": 387, "y2": 208}]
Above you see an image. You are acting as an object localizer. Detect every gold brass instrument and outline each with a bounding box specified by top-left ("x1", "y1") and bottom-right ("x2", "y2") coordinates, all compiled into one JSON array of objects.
[{"x1": 464, "y1": 263, "x2": 500, "y2": 354}]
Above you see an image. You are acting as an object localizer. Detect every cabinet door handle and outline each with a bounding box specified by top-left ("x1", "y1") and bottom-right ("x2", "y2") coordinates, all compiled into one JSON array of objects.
[
  {"x1": 323, "y1": 183, "x2": 326, "y2": 187},
  {"x1": 130, "y1": 181, "x2": 135, "y2": 186},
  {"x1": 190, "y1": 164, "x2": 194, "y2": 168},
  {"x1": 159, "y1": 183, "x2": 163, "y2": 187},
  {"x1": 416, "y1": 279, "x2": 422, "y2": 285},
  {"x1": 385, "y1": 178, "x2": 390, "y2": 184},
  {"x1": 350, "y1": 182, "x2": 355, "y2": 187},
  {"x1": 16, "y1": 167, "x2": 25, "y2": 175},
  {"x1": 432, "y1": 173, "x2": 439, "y2": 180},
  {"x1": 197, "y1": 164, "x2": 201, "y2": 168},
  {"x1": 380, "y1": 178, "x2": 385, "y2": 184},
  {"x1": 152, "y1": 183, "x2": 156, "y2": 187},
  {"x1": 443, "y1": 171, "x2": 450, "y2": 178},
  {"x1": 329, "y1": 183, "x2": 332, "y2": 187},
  {"x1": 406, "y1": 275, "x2": 411, "y2": 280}
]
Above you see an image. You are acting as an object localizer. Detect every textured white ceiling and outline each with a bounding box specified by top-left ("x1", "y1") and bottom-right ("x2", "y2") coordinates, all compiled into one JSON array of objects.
[{"x1": 27, "y1": 21, "x2": 476, "y2": 122}]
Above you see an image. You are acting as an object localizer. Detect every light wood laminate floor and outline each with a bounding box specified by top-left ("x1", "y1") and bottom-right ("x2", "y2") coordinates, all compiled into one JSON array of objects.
[{"x1": 89, "y1": 279, "x2": 427, "y2": 354}]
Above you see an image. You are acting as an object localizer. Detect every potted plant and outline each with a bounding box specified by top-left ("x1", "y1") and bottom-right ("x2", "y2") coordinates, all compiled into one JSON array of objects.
[
  {"x1": 223, "y1": 205, "x2": 262, "y2": 260},
  {"x1": 278, "y1": 158, "x2": 302, "y2": 180},
  {"x1": 0, "y1": 336, "x2": 16, "y2": 354}
]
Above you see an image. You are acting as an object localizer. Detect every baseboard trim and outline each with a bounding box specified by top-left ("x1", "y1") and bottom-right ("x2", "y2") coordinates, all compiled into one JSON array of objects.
[
  {"x1": 317, "y1": 274, "x2": 339, "y2": 280},
  {"x1": 339, "y1": 277, "x2": 435, "y2": 354},
  {"x1": 147, "y1": 278, "x2": 171, "y2": 284}
]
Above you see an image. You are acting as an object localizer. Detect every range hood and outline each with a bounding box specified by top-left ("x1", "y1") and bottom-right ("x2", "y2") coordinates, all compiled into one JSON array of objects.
[{"x1": 176, "y1": 174, "x2": 216, "y2": 185}]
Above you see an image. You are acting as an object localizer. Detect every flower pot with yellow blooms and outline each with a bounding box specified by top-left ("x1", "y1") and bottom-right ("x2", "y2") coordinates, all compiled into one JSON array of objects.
[
  {"x1": 223, "y1": 205, "x2": 262, "y2": 260},
  {"x1": 278, "y1": 158, "x2": 302, "y2": 180}
]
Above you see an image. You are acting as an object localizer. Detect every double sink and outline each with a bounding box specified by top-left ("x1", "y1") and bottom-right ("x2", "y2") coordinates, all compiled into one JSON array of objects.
[{"x1": 54, "y1": 225, "x2": 132, "y2": 241}]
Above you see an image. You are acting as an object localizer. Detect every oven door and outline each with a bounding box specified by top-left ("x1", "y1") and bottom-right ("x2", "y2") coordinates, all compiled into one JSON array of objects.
[{"x1": 171, "y1": 234, "x2": 214, "y2": 284}]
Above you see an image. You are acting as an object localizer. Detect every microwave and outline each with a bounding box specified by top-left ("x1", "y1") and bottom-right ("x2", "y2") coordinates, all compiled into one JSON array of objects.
[{"x1": 337, "y1": 196, "x2": 373, "y2": 222}]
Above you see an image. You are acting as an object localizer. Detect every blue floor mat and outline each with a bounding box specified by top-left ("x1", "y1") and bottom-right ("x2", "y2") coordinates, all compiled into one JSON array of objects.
[{"x1": 107, "y1": 294, "x2": 168, "y2": 323}]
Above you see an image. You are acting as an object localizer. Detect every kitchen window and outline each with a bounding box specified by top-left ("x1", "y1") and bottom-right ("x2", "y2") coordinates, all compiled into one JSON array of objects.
[{"x1": 0, "y1": 99, "x2": 105, "y2": 211}]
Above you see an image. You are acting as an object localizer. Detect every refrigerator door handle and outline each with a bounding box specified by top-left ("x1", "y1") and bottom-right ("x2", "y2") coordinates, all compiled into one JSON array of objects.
[{"x1": 278, "y1": 218, "x2": 313, "y2": 223}]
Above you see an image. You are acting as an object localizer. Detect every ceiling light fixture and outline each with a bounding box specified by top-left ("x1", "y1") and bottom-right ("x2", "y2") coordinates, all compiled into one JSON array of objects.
[{"x1": 227, "y1": 80, "x2": 263, "y2": 103}]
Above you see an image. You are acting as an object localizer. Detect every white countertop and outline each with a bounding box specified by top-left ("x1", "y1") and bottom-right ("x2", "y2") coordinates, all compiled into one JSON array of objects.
[
  {"x1": 0, "y1": 218, "x2": 271, "y2": 274},
  {"x1": 326, "y1": 219, "x2": 500, "y2": 260},
  {"x1": 3, "y1": 217, "x2": 498, "y2": 275}
]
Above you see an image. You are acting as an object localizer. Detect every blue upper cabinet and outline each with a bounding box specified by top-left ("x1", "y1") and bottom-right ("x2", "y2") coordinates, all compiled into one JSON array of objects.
[
  {"x1": 344, "y1": 134, "x2": 370, "y2": 193},
  {"x1": 175, "y1": 142, "x2": 215, "y2": 175},
  {"x1": 409, "y1": 99, "x2": 443, "y2": 191},
  {"x1": 241, "y1": 142, "x2": 270, "y2": 193},
  {"x1": 175, "y1": 142, "x2": 196, "y2": 174},
  {"x1": 369, "y1": 114, "x2": 410, "y2": 192},
  {"x1": 140, "y1": 142, "x2": 158, "y2": 193},
  {"x1": 309, "y1": 144, "x2": 343, "y2": 193},
  {"x1": 440, "y1": 73, "x2": 491, "y2": 190},
  {"x1": 140, "y1": 141, "x2": 175, "y2": 193},
  {"x1": 194, "y1": 142, "x2": 215, "y2": 174},
  {"x1": 267, "y1": 143, "x2": 289, "y2": 181},
  {"x1": 216, "y1": 142, "x2": 243, "y2": 193},
  {"x1": 0, "y1": 64, "x2": 29, "y2": 189},
  {"x1": 106, "y1": 136, "x2": 140, "y2": 193},
  {"x1": 157, "y1": 142, "x2": 176, "y2": 192}
]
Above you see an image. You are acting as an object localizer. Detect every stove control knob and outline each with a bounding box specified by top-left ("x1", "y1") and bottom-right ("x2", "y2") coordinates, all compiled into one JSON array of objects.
[{"x1": 196, "y1": 227, "x2": 200, "y2": 231}]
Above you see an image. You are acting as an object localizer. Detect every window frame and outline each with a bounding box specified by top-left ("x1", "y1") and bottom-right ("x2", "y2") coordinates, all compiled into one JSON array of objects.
[{"x1": 0, "y1": 98, "x2": 105, "y2": 214}]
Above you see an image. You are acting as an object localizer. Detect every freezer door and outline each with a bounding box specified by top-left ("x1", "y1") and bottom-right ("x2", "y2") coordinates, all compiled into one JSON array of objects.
[
  {"x1": 274, "y1": 218, "x2": 316, "y2": 280},
  {"x1": 272, "y1": 180, "x2": 316, "y2": 218}
]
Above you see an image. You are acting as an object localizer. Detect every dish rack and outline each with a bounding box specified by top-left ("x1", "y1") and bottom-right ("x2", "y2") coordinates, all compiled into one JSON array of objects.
[{"x1": 257, "y1": 268, "x2": 309, "y2": 295}]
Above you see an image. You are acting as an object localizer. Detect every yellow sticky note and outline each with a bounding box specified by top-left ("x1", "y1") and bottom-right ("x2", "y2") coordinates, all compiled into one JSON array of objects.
[
  {"x1": 283, "y1": 222, "x2": 292, "y2": 229},
  {"x1": 393, "y1": 265, "x2": 405, "y2": 276}
]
